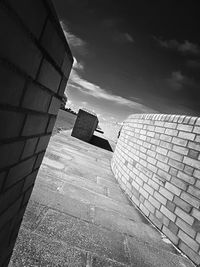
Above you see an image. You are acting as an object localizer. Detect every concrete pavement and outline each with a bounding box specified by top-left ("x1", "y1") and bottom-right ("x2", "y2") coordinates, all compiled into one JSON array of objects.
[{"x1": 9, "y1": 130, "x2": 194, "y2": 266}]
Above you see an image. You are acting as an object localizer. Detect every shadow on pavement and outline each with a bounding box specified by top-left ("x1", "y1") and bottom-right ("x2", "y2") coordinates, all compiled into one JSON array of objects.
[{"x1": 89, "y1": 135, "x2": 113, "y2": 152}]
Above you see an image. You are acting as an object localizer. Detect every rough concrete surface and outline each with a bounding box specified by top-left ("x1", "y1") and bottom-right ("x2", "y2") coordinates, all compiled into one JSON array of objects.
[{"x1": 9, "y1": 130, "x2": 195, "y2": 266}]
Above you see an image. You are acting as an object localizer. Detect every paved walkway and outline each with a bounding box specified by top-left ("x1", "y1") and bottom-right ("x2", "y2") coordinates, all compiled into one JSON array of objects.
[{"x1": 9, "y1": 131, "x2": 194, "y2": 266}]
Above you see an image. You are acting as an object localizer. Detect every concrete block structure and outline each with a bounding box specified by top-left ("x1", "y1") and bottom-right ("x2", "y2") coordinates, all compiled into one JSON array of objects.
[
  {"x1": 71, "y1": 109, "x2": 99, "y2": 142},
  {"x1": 0, "y1": 0, "x2": 73, "y2": 265},
  {"x1": 111, "y1": 113, "x2": 200, "y2": 266}
]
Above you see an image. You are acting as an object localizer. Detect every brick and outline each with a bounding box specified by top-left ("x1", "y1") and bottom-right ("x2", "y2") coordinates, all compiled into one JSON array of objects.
[
  {"x1": 155, "y1": 210, "x2": 169, "y2": 226},
  {"x1": 168, "y1": 221, "x2": 179, "y2": 235},
  {"x1": 166, "y1": 200, "x2": 175, "y2": 212},
  {"x1": 5, "y1": 156, "x2": 36, "y2": 189},
  {"x1": 188, "y1": 149, "x2": 199, "y2": 159},
  {"x1": 178, "y1": 230, "x2": 199, "y2": 252},
  {"x1": 175, "y1": 207, "x2": 194, "y2": 225},
  {"x1": 34, "y1": 151, "x2": 45, "y2": 169},
  {"x1": 167, "y1": 151, "x2": 183, "y2": 162},
  {"x1": 149, "y1": 213, "x2": 162, "y2": 229},
  {"x1": 22, "y1": 114, "x2": 48, "y2": 136},
  {"x1": 139, "y1": 187, "x2": 149, "y2": 199},
  {"x1": 196, "y1": 233, "x2": 200, "y2": 243},
  {"x1": 48, "y1": 96, "x2": 61, "y2": 115},
  {"x1": 0, "y1": 171, "x2": 6, "y2": 191},
  {"x1": 8, "y1": 0, "x2": 47, "y2": 38},
  {"x1": 0, "y1": 141, "x2": 24, "y2": 169},
  {"x1": 160, "y1": 134, "x2": 172, "y2": 142},
  {"x1": 195, "y1": 179, "x2": 200, "y2": 189},
  {"x1": 157, "y1": 161, "x2": 169, "y2": 172},
  {"x1": 183, "y1": 165, "x2": 194, "y2": 175},
  {"x1": 172, "y1": 137, "x2": 187, "y2": 146},
  {"x1": 160, "y1": 205, "x2": 176, "y2": 221},
  {"x1": 149, "y1": 196, "x2": 160, "y2": 209},
  {"x1": 0, "y1": 64, "x2": 25, "y2": 106},
  {"x1": 177, "y1": 124, "x2": 193, "y2": 132},
  {"x1": 0, "y1": 110, "x2": 25, "y2": 140},
  {"x1": 193, "y1": 126, "x2": 200, "y2": 134},
  {"x1": 156, "y1": 146, "x2": 167, "y2": 155},
  {"x1": 157, "y1": 169, "x2": 171, "y2": 181},
  {"x1": 144, "y1": 199, "x2": 155, "y2": 213},
  {"x1": 143, "y1": 183, "x2": 154, "y2": 195},
  {"x1": 155, "y1": 126, "x2": 165, "y2": 133},
  {"x1": 172, "y1": 145, "x2": 188, "y2": 155},
  {"x1": 148, "y1": 179, "x2": 159, "y2": 191},
  {"x1": 193, "y1": 169, "x2": 200, "y2": 179},
  {"x1": 159, "y1": 187, "x2": 173, "y2": 201},
  {"x1": 21, "y1": 185, "x2": 34, "y2": 207},
  {"x1": 162, "y1": 226, "x2": 179, "y2": 245},
  {"x1": 176, "y1": 218, "x2": 195, "y2": 238},
  {"x1": 0, "y1": 220, "x2": 12, "y2": 253},
  {"x1": 22, "y1": 83, "x2": 51, "y2": 112},
  {"x1": 178, "y1": 242, "x2": 200, "y2": 266},
  {"x1": 191, "y1": 208, "x2": 200, "y2": 220},
  {"x1": 173, "y1": 196, "x2": 192, "y2": 212},
  {"x1": 168, "y1": 159, "x2": 184, "y2": 171},
  {"x1": 41, "y1": 19, "x2": 65, "y2": 66},
  {"x1": 171, "y1": 177, "x2": 186, "y2": 190},
  {"x1": 139, "y1": 203, "x2": 149, "y2": 217},
  {"x1": 35, "y1": 134, "x2": 51, "y2": 153},
  {"x1": 180, "y1": 192, "x2": 199, "y2": 209},
  {"x1": 61, "y1": 53, "x2": 73, "y2": 78},
  {"x1": 0, "y1": 196, "x2": 22, "y2": 229},
  {"x1": 188, "y1": 141, "x2": 200, "y2": 151},
  {"x1": 21, "y1": 137, "x2": 38, "y2": 159},
  {"x1": 23, "y1": 169, "x2": 38, "y2": 191},
  {"x1": 37, "y1": 59, "x2": 61, "y2": 93},
  {"x1": 183, "y1": 156, "x2": 200, "y2": 169},
  {"x1": 193, "y1": 219, "x2": 200, "y2": 233},
  {"x1": 160, "y1": 140, "x2": 172, "y2": 149},
  {"x1": 0, "y1": 180, "x2": 24, "y2": 214},
  {"x1": 58, "y1": 76, "x2": 67, "y2": 97},
  {"x1": 164, "y1": 122, "x2": 177, "y2": 129},
  {"x1": 177, "y1": 171, "x2": 195, "y2": 184},
  {"x1": 46, "y1": 116, "x2": 56, "y2": 133},
  {"x1": 165, "y1": 182, "x2": 181, "y2": 196},
  {"x1": 187, "y1": 186, "x2": 200, "y2": 200},
  {"x1": 169, "y1": 167, "x2": 178, "y2": 176},
  {"x1": 156, "y1": 153, "x2": 168, "y2": 163},
  {"x1": 178, "y1": 131, "x2": 195, "y2": 140},
  {"x1": 165, "y1": 128, "x2": 178, "y2": 136},
  {"x1": 0, "y1": 8, "x2": 42, "y2": 78}
]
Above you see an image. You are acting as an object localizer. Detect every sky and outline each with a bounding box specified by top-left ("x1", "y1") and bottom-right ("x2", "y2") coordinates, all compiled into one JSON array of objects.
[{"x1": 53, "y1": 0, "x2": 200, "y2": 123}]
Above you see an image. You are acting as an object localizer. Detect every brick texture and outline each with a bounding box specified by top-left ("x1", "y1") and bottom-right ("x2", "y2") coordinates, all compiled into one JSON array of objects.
[
  {"x1": 111, "y1": 113, "x2": 200, "y2": 266},
  {"x1": 0, "y1": 1, "x2": 73, "y2": 265}
]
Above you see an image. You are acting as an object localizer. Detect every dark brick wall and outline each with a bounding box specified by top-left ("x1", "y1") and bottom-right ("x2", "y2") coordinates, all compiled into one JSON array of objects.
[{"x1": 0, "y1": 0, "x2": 73, "y2": 265}]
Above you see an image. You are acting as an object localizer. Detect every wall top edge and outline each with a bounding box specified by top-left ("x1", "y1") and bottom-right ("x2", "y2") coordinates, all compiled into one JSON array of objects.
[{"x1": 126, "y1": 113, "x2": 200, "y2": 126}]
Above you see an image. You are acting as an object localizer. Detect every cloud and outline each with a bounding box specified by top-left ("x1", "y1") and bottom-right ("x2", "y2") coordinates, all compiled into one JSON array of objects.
[
  {"x1": 73, "y1": 57, "x2": 84, "y2": 70},
  {"x1": 113, "y1": 32, "x2": 134, "y2": 43},
  {"x1": 60, "y1": 21, "x2": 87, "y2": 55},
  {"x1": 186, "y1": 59, "x2": 200, "y2": 69},
  {"x1": 68, "y1": 69, "x2": 151, "y2": 112},
  {"x1": 167, "y1": 71, "x2": 185, "y2": 91},
  {"x1": 154, "y1": 37, "x2": 200, "y2": 55},
  {"x1": 167, "y1": 70, "x2": 198, "y2": 91}
]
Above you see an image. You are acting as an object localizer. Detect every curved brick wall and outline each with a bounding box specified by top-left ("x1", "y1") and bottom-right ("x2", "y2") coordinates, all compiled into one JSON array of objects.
[{"x1": 111, "y1": 114, "x2": 200, "y2": 265}]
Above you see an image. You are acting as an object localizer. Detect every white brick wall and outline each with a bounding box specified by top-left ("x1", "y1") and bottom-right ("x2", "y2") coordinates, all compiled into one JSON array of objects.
[{"x1": 111, "y1": 113, "x2": 200, "y2": 265}]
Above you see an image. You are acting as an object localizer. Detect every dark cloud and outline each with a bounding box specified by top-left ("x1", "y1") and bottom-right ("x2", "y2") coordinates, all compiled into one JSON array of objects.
[{"x1": 154, "y1": 37, "x2": 200, "y2": 55}]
